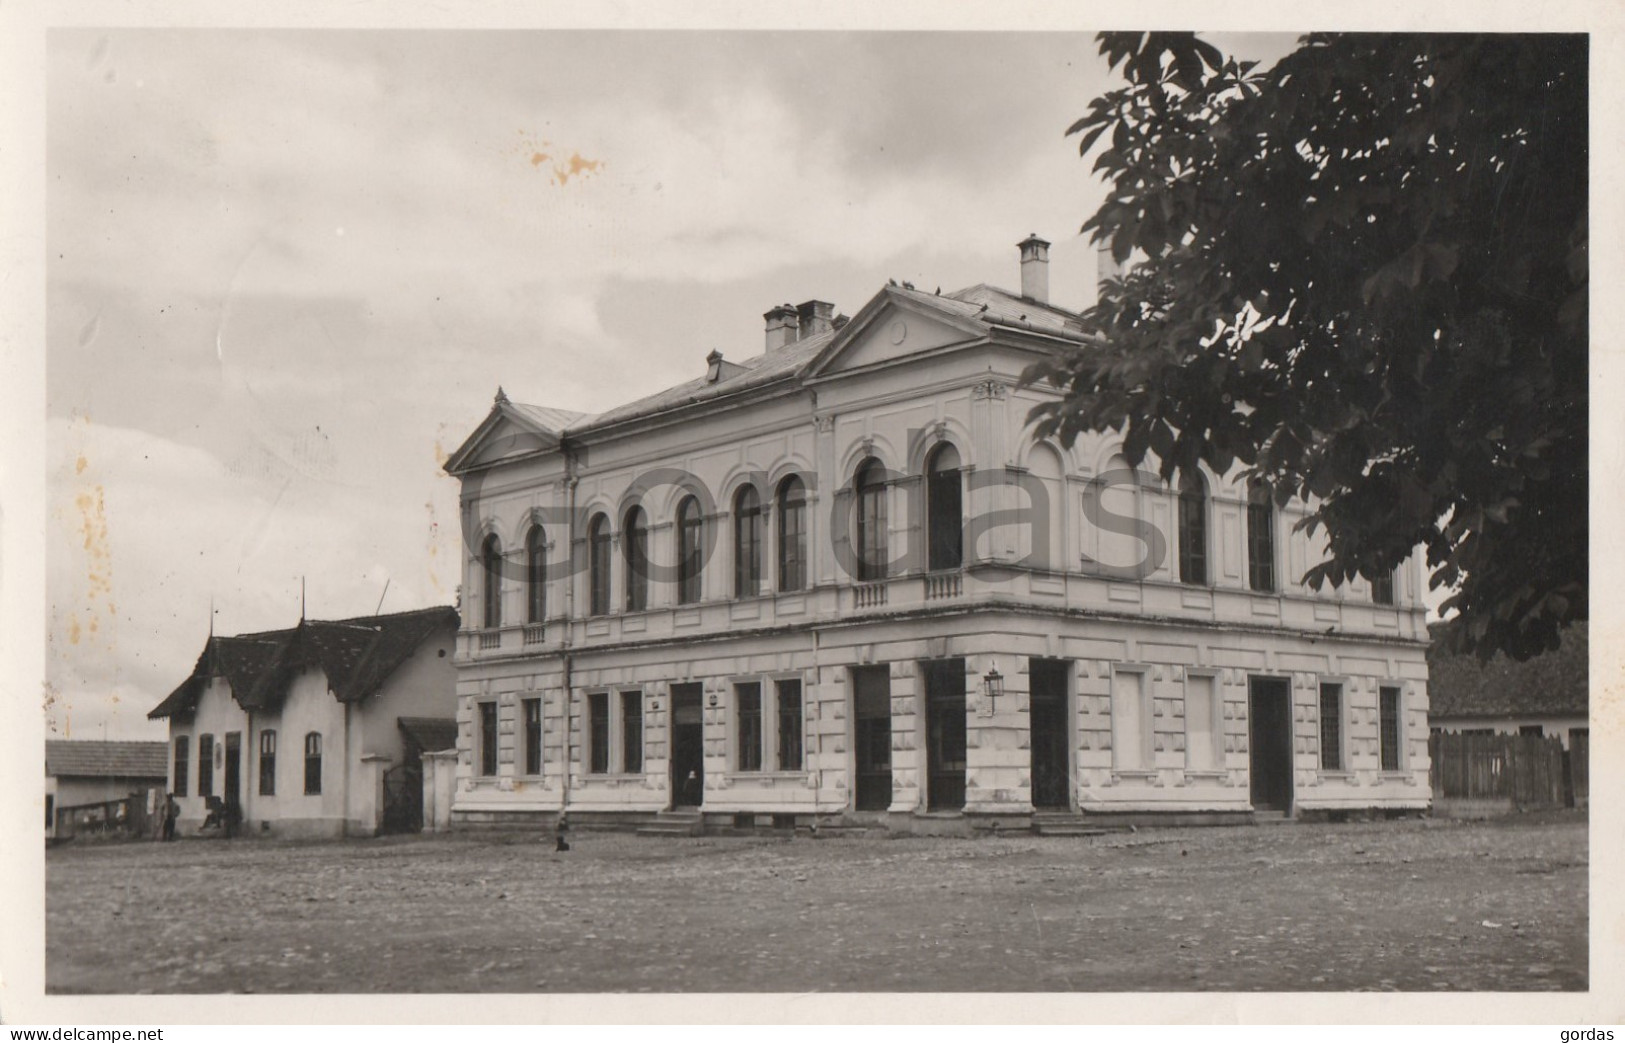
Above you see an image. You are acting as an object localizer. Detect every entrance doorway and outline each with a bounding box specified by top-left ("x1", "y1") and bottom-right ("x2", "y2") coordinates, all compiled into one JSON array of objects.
[
  {"x1": 853, "y1": 666, "x2": 892, "y2": 811},
  {"x1": 924, "y1": 659, "x2": 967, "y2": 811},
  {"x1": 669, "y1": 683, "x2": 704, "y2": 808},
  {"x1": 1248, "y1": 677, "x2": 1294, "y2": 813},
  {"x1": 1029, "y1": 658, "x2": 1071, "y2": 809}
]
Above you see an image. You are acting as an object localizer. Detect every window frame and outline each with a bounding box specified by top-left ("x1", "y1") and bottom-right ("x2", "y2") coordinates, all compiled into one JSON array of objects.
[
  {"x1": 258, "y1": 729, "x2": 277, "y2": 796},
  {"x1": 1246, "y1": 480, "x2": 1276, "y2": 593},
  {"x1": 1182, "y1": 669, "x2": 1223, "y2": 772},
  {"x1": 481, "y1": 533, "x2": 503, "y2": 630},
  {"x1": 1370, "y1": 568, "x2": 1396, "y2": 606},
  {"x1": 623, "y1": 506, "x2": 649, "y2": 612},
  {"x1": 303, "y1": 731, "x2": 323, "y2": 795},
  {"x1": 1109, "y1": 666, "x2": 1153, "y2": 773},
  {"x1": 925, "y1": 443, "x2": 964, "y2": 573},
  {"x1": 733, "y1": 485, "x2": 764, "y2": 598},
  {"x1": 620, "y1": 689, "x2": 644, "y2": 774},
  {"x1": 775, "y1": 677, "x2": 804, "y2": 771},
  {"x1": 587, "y1": 691, "x2": 611, "y2": 775},
  {"x1": 197, "y1": 733, "x2": 215, "y2": 798},
  {"x1": 521, "y1": 696, "x2": 543, "y2": 776},
  {"x1": 525, "y1": 525, "x2": 547, "y2": 624},
  {"x1": 1318, "y1": 680, "x2": 1346, "y2": 773},
  {"x1": 677, "y1": 496, "x2": 704, "y2": 605},
  {"x1": 587, "y1": 513, "x2": 612, "y2": 617},
  {"x1": 854, "y1": 458, "x2": 889, "y2": 582},
  {"x1": 734, "y1": 681, "x2": 764, "y2": 772},
  {"x1": 476, "y1": 701, "x2": 498, "y2": 778},
  {"x1": 172, "y1": 735, "x2": 190, "y2": 797},
  {"x1": 1379, "y1": 685, "x2": 1403, "y2": 772},
  {"x1": 776, "y1": 475, "x2": 808, "y2": 592},
  {"x1": 1177, "y1": 471, "x2": 1209, "y2": 586}
]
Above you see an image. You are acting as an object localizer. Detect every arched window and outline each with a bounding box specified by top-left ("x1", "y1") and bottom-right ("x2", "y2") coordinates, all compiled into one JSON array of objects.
[
  {"x1": 855, "y1": 459, "x2": 889, "y2": 581},
  {"x1": 1370, "y1": 568, "x2": 1395, "y2": 606},
  {"x1": 1025, "y1": 443, "x2": 1066, "y2": 571},
  {"x1": 623, "y1": 506, "x2": 648, "y2": 612},
  {"x1": 1247, "y1": 480, "x2": 1276, "y2": 593},
  {"x1": 677, "y1": 496, "x2": 704, "y2": 604},
  {"x1": 525, "y1": 525, "x2": 547, "y2": 624},
  {"x1": 1177, "y1": 471, "x2": 1209, "y2": 586},
  {"x1": 733, "y1": 485, "x2": 763, "y2": 597},
  {"x1": 480, "y1": 534, "x2": 502, "y2": 630},
  {"x1": 303, "y1": 732, "x2": 322, "y2": 795},
  {"x1": 926, "y1": 443, "x2": 963, "y2": 572},
  {"x1": 777, "y1": 475, "x2": 808, "y2": 591},
  {"x1": 587, "y1": 514, "x2": 612, "y2": 616}
]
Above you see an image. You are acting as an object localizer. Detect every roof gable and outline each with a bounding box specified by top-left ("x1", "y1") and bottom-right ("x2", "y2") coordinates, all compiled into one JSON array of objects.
[
  {"x1": 806, "y1": 285, "x2": 992, "y2": 381},
  {"x1": 444, "y1": 394, "x2": 586, "y2": 475},
  {"x1": 150, "y1": 606, "x2": 459, "y2": 719}
]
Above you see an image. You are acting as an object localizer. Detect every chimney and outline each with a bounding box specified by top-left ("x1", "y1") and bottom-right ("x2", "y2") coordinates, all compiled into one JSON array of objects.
[
  {"x1": 1096, "y1": 241, "x2": 1125, "y2": 299},
  {"x1": 764, "y1": 304, "x2": 799, "y2": 352},
  {"x1": 1018, "y1": 233, "x2": 1050, "y2": 303},
  {"x1": 795, "y1": 300, "x2": 835, "y2": 339}
]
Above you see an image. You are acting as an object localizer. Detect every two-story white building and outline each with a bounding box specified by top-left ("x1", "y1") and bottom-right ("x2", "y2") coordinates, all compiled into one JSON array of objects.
[{"x1": 443, "y1": 237, "x2": 1431, "y2": 833}]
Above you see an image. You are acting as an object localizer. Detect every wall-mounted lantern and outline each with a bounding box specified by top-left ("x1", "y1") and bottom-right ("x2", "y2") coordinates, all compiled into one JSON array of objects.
[{"x1": 983, "y1": 662, "x2": 1004, "y2": 712}]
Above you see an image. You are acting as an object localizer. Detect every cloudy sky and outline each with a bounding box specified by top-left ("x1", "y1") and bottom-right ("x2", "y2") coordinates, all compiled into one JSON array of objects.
[{"x1": 43, "y1": 28, "x2": 1300, "y2": 740}]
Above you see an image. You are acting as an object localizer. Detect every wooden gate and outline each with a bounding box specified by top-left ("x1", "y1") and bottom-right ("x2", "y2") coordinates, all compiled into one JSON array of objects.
[
  {"x1": 381, "y1": 761, "x2": 423, "y2": 834},
  {"x1": 1429, "y1": 732, "x2": 1572, "y2": 809}
]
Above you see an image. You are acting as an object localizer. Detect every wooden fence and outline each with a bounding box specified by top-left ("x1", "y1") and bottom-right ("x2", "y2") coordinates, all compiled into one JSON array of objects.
[{"x1": 1429, "y1": 732, "x2": 1586, "y2": 810}]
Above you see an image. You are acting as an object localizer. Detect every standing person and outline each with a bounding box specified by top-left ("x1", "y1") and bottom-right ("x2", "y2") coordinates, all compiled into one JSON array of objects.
[{"x1": 161, "y1": 793, "x2": 178, "y2": 842}]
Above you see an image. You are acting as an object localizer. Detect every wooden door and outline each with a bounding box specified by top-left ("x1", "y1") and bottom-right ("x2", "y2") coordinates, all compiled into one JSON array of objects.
[
  {"x1": 924, "y1": 659, "x2": 966, "y2": 811},
  {"x1": 853, "y1": 666, "x2": 892, "y2": 811},
  {"x1": 1029, "y1": 658, "x2": 1071, "y2": 810},
  {"x1": 1247, "y1": 677, "x2": 1293, "y2": 812},
  {"x1": 669, "y1": 683, "x2": 704, "y2": 808}
]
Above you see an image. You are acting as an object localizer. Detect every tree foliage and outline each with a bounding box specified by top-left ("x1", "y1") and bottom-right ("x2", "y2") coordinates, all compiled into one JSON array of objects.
[{"x1": 1026, "y1": 32, "x2": 1587, "y2": 660}]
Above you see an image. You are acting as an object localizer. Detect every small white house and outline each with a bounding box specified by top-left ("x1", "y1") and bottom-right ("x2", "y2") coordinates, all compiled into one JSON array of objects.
[{"x1": 148, "y1": 606, "x2": 459, "y2": 837}]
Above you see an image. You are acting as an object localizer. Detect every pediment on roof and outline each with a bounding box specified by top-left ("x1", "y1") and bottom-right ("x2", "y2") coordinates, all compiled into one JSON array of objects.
[
  {"x1": 806, "y1": 288, "x2": 991, "y2": 380},
  {"x1": 444, "y1": 402, "x2": 566, "y2": 475}
]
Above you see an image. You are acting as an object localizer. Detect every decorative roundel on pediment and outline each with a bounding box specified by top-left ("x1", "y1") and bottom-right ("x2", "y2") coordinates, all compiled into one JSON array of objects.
[{"x1": 888, "y1": 319, "x2": 907, "y2": 345}]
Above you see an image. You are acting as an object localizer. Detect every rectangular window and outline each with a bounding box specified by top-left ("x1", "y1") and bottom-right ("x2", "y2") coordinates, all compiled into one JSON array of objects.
[
  {"x1": 1519, "y1": 723, "x2": 1544, "y2": 738},
  {"x1": 1111, "y1": 671, "x2": 1147, "y2": 770},
  {"x1": 172, "y1": 736, "x2": 190, "y2": 797},
  {"x1": 522, "y1": 697, "x2": 542, "y2": 775},
  {"x1": 303, "y1": 732, "x2": 323, "y2": 795},
  {"x1": 1319, "y1": 683, "x2": 1343, "y2": 772},
  {"x1": 1371, "y1": 570, "x2": 1395, "y2": 606},
  {"x1": 1184, "y1": 673, "x2": 1217, "y2": 771},
  {"x1": 1379, "y1": 686, "x2": 1402, "y2": 771},
  {"x1": 736, "y1": 682, "x2": 763, "y2": 771},
  {"x1": 621, "y1": 690, "x2": 644, "y2": 774},
  {"x1": 197, "y1": 734, "x2": 214, "y2": 797},
  {"x1": 258, "y1": 730, "x2": 277, "y2": 796},
  {"x1": 588, "y1": 692, "x2": 610, "y2": 774},
  {"x1": 478, "y1": 703, "x2": 498, "y2": 777},
  {"x1": 776, "y1": 679, "x2": 803, "y2": 770}
]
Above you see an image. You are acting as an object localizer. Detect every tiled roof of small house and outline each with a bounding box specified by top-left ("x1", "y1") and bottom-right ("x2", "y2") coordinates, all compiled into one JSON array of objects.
[
  {"x1": 398, "y1": 716, "x2": 459, "y2": 756},
  {"x1": 1427, "y1": 622, "x2": 1588, "y2": 719},
  {"x1": 45, "y1": 739, "x2": 168, "y2": 780},
  {"x1": 149, "y1": 606, "x2": 458, "y2": 719}
]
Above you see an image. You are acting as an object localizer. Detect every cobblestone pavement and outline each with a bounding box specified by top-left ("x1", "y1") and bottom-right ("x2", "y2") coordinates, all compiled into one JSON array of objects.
[{"x1": 46, "y1": 813, "x2": 1586, "y2": 993}]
